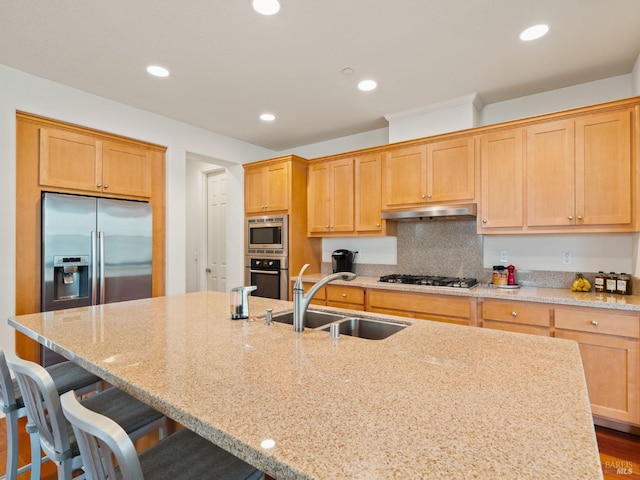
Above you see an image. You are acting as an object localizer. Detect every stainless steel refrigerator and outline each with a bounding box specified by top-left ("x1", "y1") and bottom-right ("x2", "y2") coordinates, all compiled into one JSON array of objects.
[{"x1": 41, "y1": 192, "x2": 152, "y2": 364}]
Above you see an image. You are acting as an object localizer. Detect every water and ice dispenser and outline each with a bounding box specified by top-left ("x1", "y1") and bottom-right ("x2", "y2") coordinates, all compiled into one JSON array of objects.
[{"x1": 51, "y1": 255, "x2": 89, "y2": 303}]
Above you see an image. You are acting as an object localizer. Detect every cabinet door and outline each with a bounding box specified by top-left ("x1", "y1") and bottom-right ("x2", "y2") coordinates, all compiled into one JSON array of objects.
[
  {"x1": 39, "y1": 128, "x2": 101, "y2": 193},
  {"x1": 525, "y1": 120, "x2": 575, "y2": 226},
  {"x1": 576, "y1": 109, "x2": 632, "y2": 226},
  {"x1": 101, "y1": 141, "x2": 151, "y2": 198},
  {"x1": 331, "y1": 158, "x2": 354, "y2": 233},
  {"x1": 265, "y1": 161, "x2": 289, "y2": 212},
  {"x1": 382, "y1": 145, "x2": 427, "y2": 209},
  {"x1": 307, "y1": 162, "x2": 332, "y2": 233},
  {"x1": 555, "y1": 329, "x2": 639, "y2": 425},
  {"x1": 426, "y1": 138, "x2": 475, "y2": 202},
  {"x1": 355, "y1": 153, "x2": 383, "y2": 233},
  {"x1": 479, "y1": 129, "x2": 524, "y2": 229},
  {"x1": 245, "y1": 166, "x2": 267, "y2": 213}
]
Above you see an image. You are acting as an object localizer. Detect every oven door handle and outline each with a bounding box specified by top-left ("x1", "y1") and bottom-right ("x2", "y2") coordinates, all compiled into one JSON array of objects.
[{"x1": 249, "y1": 269, "x2": 280, "y2": 275}]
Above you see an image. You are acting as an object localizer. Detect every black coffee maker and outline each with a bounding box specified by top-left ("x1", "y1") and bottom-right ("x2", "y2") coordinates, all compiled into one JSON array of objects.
[{"x1": 332, "y1": 249, "x2": 356, "y2": 273}]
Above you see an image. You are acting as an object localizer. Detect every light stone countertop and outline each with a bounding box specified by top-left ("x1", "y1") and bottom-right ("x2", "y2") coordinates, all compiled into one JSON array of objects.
[
  {"x1": 298, "y1": 273, "x2": 640, "y2": 312},
  {"x1": 9, "y1": 291, "x2": 602, "y2": 479}
]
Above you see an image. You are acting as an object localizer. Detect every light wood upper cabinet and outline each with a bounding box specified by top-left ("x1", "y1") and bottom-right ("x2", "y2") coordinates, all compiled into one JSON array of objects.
[
  {"x1": 308, "y1": 158, "x2": 354, "y2": 234},
  {"x1": 244, "y1": 160, "x2": 289, "y2": 214},
  {"x1": 576, "y1": 110, "x2": 632, "y2": 226},
  {"x1": 101, "y1": 140, "x2": 151, "y2": 197},
  {"x1": 382, "y1": 138, "x2": 475, "y2": 210},
  {"x1": 382, "y1": 145, "x2": 427, "y2": 208},
  {"x1": 39, "y1": 128, "x2": 102, "y2": 193},
  {"x1": 355, "y1": 153, "x2": 384, "y2": 234},
  {"x1": 526, "y1": 119, "x2": 576, "y2": 227},
  {"x1": 479, "y1": 129, "x2": 524, "y2": 230},
  {"x1": 39, "y1": 128, "x2": 152, "y2": 198},
  {"x1": 525, "y1": 109, "x2": 633, "y2": 229},
  {"x1": 427, "y1": 138, "x2": 475, "y2": 202}
]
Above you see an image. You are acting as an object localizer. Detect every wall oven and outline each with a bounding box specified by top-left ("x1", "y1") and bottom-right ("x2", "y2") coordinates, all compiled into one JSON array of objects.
[
  {"x1": 245, "y1": 257, "x2": 289, "y2": 300},
  {"x1": 246, "y1": 215, "x2": 289, "y2": 300}
]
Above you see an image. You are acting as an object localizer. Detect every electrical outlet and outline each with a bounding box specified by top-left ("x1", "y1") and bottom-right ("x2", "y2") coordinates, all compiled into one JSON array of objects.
[
  {"x1": 562, "y1": 251, "x2": 572, "y2": 265},
  {"x1": 499, "y1": 250, "x2": 508, "y2": 263}
]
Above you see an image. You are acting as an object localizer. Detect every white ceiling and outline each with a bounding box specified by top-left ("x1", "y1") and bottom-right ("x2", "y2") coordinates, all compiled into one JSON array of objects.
[{"x1": 1, "y1": 0, "x2": 639, "y2": 151}]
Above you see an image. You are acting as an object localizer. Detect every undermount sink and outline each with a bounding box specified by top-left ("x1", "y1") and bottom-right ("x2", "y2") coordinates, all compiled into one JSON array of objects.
[
  {"x1": 272, "y1": 310, "x2": 409, "y2": 340},
  {"x1": 321, "y1": 317, "x2": 408, "y2": 340},
  {"x1": 271, "y1": 310, "x2": 345, "y2": 329}
]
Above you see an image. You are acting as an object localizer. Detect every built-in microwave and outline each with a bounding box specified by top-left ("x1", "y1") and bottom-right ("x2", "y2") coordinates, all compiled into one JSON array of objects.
[{"x1": 247, "y1": 215, "x2": 288, "y2": 255}]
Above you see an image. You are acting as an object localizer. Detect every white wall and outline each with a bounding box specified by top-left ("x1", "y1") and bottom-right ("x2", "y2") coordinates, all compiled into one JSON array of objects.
[
  {"x1": 0, "y1": 64, "x2": 275, "y2": 356},
  {"x1": 483, "y1": 234, "x2": 634, "y2": 273},
  {"x1": 282, "y1": 127, "x2": 389, "y2": 159},
  {"x1": 385, "y1": 93, "x2": 483, "y2": 143}
]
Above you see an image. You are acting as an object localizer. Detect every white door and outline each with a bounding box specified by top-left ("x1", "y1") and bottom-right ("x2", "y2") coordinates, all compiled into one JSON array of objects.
[{"x1": 206, "y1": 170, "x2": 227, "y2": 291}]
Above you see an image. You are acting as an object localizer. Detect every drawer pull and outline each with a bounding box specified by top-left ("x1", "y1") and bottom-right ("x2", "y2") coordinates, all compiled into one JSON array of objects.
[
  {"x1": 342, "y1": 293, "x2": 347, "y2": 298},
  {"x1": 591, "y1": 320, "x2": 598, "y2": 326},
  {"x1": 511, "y1": 311, "x2": 517, "y2": 317}
]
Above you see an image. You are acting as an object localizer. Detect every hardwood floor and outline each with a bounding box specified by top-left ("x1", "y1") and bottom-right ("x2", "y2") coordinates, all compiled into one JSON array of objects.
[{"x1": 1, "y1": 417, "x2": 639, "y2": 479}]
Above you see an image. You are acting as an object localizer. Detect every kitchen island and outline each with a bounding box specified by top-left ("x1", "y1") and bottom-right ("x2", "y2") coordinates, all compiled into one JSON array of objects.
[{"x1": 9, "y1": 291, "x2": 602, "y2": 479}]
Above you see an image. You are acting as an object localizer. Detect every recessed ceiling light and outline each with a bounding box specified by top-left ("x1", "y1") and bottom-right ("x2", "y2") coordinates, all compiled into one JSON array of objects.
[
  {"x1": 146, "y1": 65, "x2": 170, "y2": 77},
  {"x1": 260, "y1": 113, "x2": 276, "y2": 122},
  {"x1": 358, "y1": 79, "x2": 377, "y2": 92},
  {"x1": 519, "y1": 24, "x2": 549, "y2": 41},
  {"x1": 252, "y1": 0, "x2": 280, "y2": 15}
]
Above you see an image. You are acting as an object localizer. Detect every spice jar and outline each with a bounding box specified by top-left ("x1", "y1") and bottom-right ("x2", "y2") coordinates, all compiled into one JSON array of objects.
[
  {"x1": 492, "y1": 266, "x2": 508, "y2": 286},
  {"x1": 616, "y1": 273, "x2": 631, "y2": 295},
  {"x1": 606, "y1": 272, "x2": 618, "y2": 294}
]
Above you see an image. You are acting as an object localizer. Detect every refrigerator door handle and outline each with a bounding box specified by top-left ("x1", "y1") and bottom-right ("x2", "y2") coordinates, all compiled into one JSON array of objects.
[
  {"x1": 91, "y1": 231, "x2": 98, "y2": 305},
  {"x1": 99, "y1": 231, "x2": 106, "y2": 304}
]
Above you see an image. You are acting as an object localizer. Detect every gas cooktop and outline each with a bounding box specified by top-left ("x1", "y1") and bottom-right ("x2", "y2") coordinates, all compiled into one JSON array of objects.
[{"x1": 378, "y1": 274, "x2": 478, "y2": 288}]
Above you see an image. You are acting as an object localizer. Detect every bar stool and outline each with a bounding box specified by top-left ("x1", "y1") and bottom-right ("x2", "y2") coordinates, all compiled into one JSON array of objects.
[
  {"x1": 6, "y1": 354, "x2": 166, "y2": 480},
  {"x1": 0, "y1": 348, "x2": 101, "y2": 480},
  {"x1": 60, "y1": 391, "x2": 264, "y2": 480}
]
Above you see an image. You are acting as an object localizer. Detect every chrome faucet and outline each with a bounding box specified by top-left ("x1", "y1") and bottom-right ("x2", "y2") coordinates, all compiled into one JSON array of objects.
[{"x1": 293, "y1": 264, "x2": 356, "y2": 332}]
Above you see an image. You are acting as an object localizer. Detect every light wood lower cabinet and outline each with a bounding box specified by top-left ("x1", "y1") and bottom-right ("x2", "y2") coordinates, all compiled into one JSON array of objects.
[
  {"x1": 554, "y1": 307, "x2": 640, "y2": 426},
  {"x1": 325, "y1": 284, "x2": 365, "y2": 311},
  {"x1": 365, "y1": 289, "x2": 473, "y2": 326},
  {"x1": 480, "y1": 299, "x2": 551, "y2": 336},
  {"x1": 300, "y1": 281, "x2": 326, "y2": 307}
]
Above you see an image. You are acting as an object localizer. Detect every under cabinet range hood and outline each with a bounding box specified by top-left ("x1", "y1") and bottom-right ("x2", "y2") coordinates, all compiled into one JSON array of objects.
[{"x1": 381, "y1": 203, "x2": 477, "y2": 221}]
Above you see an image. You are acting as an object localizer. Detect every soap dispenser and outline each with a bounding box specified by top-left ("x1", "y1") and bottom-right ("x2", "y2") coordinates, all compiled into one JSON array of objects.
[{"x1": 230, "y1": 286, "x2": 258, "y2": 319}]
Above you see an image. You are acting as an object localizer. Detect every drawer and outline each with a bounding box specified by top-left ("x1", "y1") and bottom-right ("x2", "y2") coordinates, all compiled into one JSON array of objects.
[
  {"x1": 555, "y1": 308, "x2": 640, "y2": 338},
  {"x1": 481, "y1": 300, "x2": 550, "y2": 327},
  {"x1": 326, "y1": 285, "x2": 364, "y2": 305},
  {"x1": 366, "y1": 289, "x2": 471, "y2": 318},
  {"x1": 303, "y1": 282, "x2": 326, "y2": 301}
]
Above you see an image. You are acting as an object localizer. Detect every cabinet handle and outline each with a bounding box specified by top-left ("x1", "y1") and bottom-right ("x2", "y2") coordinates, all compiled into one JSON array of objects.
[
  {"x1": 511, "y1": 311, "x2": 517, "y2": 317},
  {"x1": 591, "y1": 320, "x2": 598, "y2": 326},
  {"x1": 568, "y1": 215, "x2": 574, "y2": 221},
  {"x1": 577, "y1": 215, "x2": 583, "y2": 220},
  {"x1": 376, "y1": 223, "x2": 380, "y2": 227},
  {"x1": 482, "y1": 219, "x2": 488, "y2": 224},
  {"x1": 427, "y1": 194, "x2": 432, "y2": 199},
  {"x1": 104, "y1": 184, "x2": 109, "y2": 189},
  {"x1": 341, "y1": 293, "x2": 346, "y2": 298},
  {"x1": 421, "y1": 194, "x2": 426, "y2": 199},
  {"x1": 97, "y1": 183, "x2": 102, "y2": 188}
]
